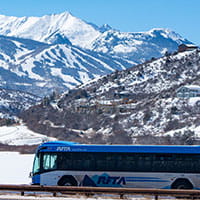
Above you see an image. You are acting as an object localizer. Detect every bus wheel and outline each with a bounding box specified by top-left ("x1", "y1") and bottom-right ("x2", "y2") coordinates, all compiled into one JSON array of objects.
[
  {"x1": 57, "y1": 175, "x2": 78, "y2": 186},
  {"x1": 171, "y1": 178, "x2": 193, "y2": 189}
]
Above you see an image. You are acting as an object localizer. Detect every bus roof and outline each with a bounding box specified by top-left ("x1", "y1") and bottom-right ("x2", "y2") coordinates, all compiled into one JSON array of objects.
[{"x1": 37, "y1": 141, "x2": 200, "y2": 154}]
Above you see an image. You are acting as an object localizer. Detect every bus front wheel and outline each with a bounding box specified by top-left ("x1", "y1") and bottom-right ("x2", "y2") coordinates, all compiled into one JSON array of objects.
[
  {"x1": 171, "y1": 178, "x2": 193, "y2": 189},
  {"x1": 57, "y1": 175, "x2": 78, "y2": 186}
]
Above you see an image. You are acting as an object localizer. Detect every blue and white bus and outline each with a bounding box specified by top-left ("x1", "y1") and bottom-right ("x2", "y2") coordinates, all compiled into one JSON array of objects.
[{"x1": 31, "y1": 141, "x2": 200, "y2": 189}]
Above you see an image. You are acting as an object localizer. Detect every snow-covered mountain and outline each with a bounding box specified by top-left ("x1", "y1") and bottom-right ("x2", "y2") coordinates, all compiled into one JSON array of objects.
[
  {"x1": 0, "y1": 35, "x2": 134, "y2": 96},
  {"x1": 0, "y1": 12, "x2": 101, "y2": 48},
  {"x1": 91, "y1": 28, "x2": 192, "y2": 63},
  {"x1": 0, "y1": 12, "x2": 191, "y2": 51},
  {"x1": 20, "y1": 49, "x2": 200, "y2": 144},
  {"x1": 0, "y1": 12, "x2": 194, "y2": 96},
  {"x1": 0, "y1": 11, "x2": 198, "y2": 147}
]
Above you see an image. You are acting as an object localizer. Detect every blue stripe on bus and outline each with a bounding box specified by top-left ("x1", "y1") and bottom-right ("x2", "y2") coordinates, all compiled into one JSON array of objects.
[
  {"x1": 126, "y1": 177, "x2": 162, "y2": 180},
  {"x1": 126, "y1": 179, "x2": 169, "y2": 182},
  {"x1": 126, "y1": 179, "x2": 170, "y2": 182},
  {"x1": 125, "y1": 177, "x2": 169, "y2": 183},
  {"x1": 38, "y1": 141, "x2": 200, "y2": 154}
]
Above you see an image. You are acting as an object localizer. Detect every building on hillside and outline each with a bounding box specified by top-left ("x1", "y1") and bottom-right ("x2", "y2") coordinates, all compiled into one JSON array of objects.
[
  {"x1": 178, "y1": 44, "x2": 198, "y2": 52},
  {"x1": 176, "y1": 85, "x2": 200, "y2": 98}
]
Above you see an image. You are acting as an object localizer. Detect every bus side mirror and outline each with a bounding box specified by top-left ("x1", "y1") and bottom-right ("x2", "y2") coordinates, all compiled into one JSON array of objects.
[{"x1": 29, "y1": 172, "x2": 33, "y2": 178}]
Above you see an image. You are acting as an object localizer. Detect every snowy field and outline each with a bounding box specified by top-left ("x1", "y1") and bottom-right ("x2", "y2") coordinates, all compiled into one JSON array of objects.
[
  {"x1": 0, "y1": 195, "x2": 155, "y2": 200},
  {"x1": 0, "y1": 125, "x2": 56, "y2": 145},
  {"x1": 0, "y1": 125, "x2": 56, "y2": 184},
  {"x1": 0, "y1": 152, "x2": 34, "y2": 184}
]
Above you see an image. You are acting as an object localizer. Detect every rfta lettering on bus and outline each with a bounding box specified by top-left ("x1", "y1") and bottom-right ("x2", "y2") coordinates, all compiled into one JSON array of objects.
[
  {"x1": 56, "y1": 147, "x2": 71, "y2": 151},
  {"x1": 97, "y1": 176, "x2": 126, "y2": 185}
]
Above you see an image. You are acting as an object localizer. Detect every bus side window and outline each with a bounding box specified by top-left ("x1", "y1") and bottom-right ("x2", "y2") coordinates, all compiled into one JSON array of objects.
[
  {"x1": 105, "y1": 153, "x2": 116, "y2": 171},
  {"x1": 57, "y1": 153, "x2": 73, "y2": 170},
  {"x1": 43, "y1": 153, "x2": 58, "y2": 170},
  {"x1": 82, "y1": 153, "x2": 95, "y2": 171}
]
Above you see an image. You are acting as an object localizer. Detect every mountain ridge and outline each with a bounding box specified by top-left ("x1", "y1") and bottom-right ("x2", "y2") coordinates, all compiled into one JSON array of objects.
[{"x1": 0, "y1": 12, "x2": 193, "y2": 49}]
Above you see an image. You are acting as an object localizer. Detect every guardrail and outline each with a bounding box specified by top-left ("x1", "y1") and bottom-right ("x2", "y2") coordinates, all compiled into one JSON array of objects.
[{"x1": 0, "y1": 185, "x2": 200, "y2": 199}]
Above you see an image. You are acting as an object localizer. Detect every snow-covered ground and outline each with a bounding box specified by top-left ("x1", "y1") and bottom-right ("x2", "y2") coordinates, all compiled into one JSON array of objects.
[
  {"x1": 0, "y1": 125, "x2": 57, "y2": 184},
  {"x1": 0, "y1": 195, "x2": 150, "y2": 200},
  {"x1": 0, "y1": 152, "x2": 34, "y2": 184},
  {"x1": 0, "y1": 125, "x2": 56, "y2": 145}
]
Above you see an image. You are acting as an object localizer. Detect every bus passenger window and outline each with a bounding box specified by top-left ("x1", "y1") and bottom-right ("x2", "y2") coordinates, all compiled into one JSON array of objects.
[{"x1": 43, "y1": 153, "x2": 58, "y2": 170}]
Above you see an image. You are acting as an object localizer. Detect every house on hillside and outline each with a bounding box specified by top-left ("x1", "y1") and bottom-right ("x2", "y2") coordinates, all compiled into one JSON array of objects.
[
  {"x1": 176, "y1": 85, "x2": 200, "y2": 98},
  {"x1": 178, "y1": 44, "x2": 198, "y2": 52}
]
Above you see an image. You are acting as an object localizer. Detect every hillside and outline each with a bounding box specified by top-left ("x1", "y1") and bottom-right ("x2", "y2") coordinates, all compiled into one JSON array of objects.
[
  {"x1": 20, "y1": 49, "x2": 200, "y2": 144},
  {"x1": 0, "y1": 88, "x2": 41, "y2": 119}
]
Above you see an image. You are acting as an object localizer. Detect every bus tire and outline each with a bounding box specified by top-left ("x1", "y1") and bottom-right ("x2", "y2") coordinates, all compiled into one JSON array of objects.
[
  {"x1": 57, "y1": 175, "x2": 78, "y2": 186},
  {"x1": 171, "y1": 178, "x2": 193, "y2": 189}
]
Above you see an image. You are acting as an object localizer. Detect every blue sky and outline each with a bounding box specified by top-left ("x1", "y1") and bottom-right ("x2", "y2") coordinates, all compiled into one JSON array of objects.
[{"x1": 0, "y1": 0, "x2": 199, "y2": 45}]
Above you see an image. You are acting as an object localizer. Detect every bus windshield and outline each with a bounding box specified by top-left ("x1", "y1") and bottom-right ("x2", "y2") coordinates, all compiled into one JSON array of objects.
[{"x1": 32, "y1": 153, "x2": 41, "y2": 175}]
